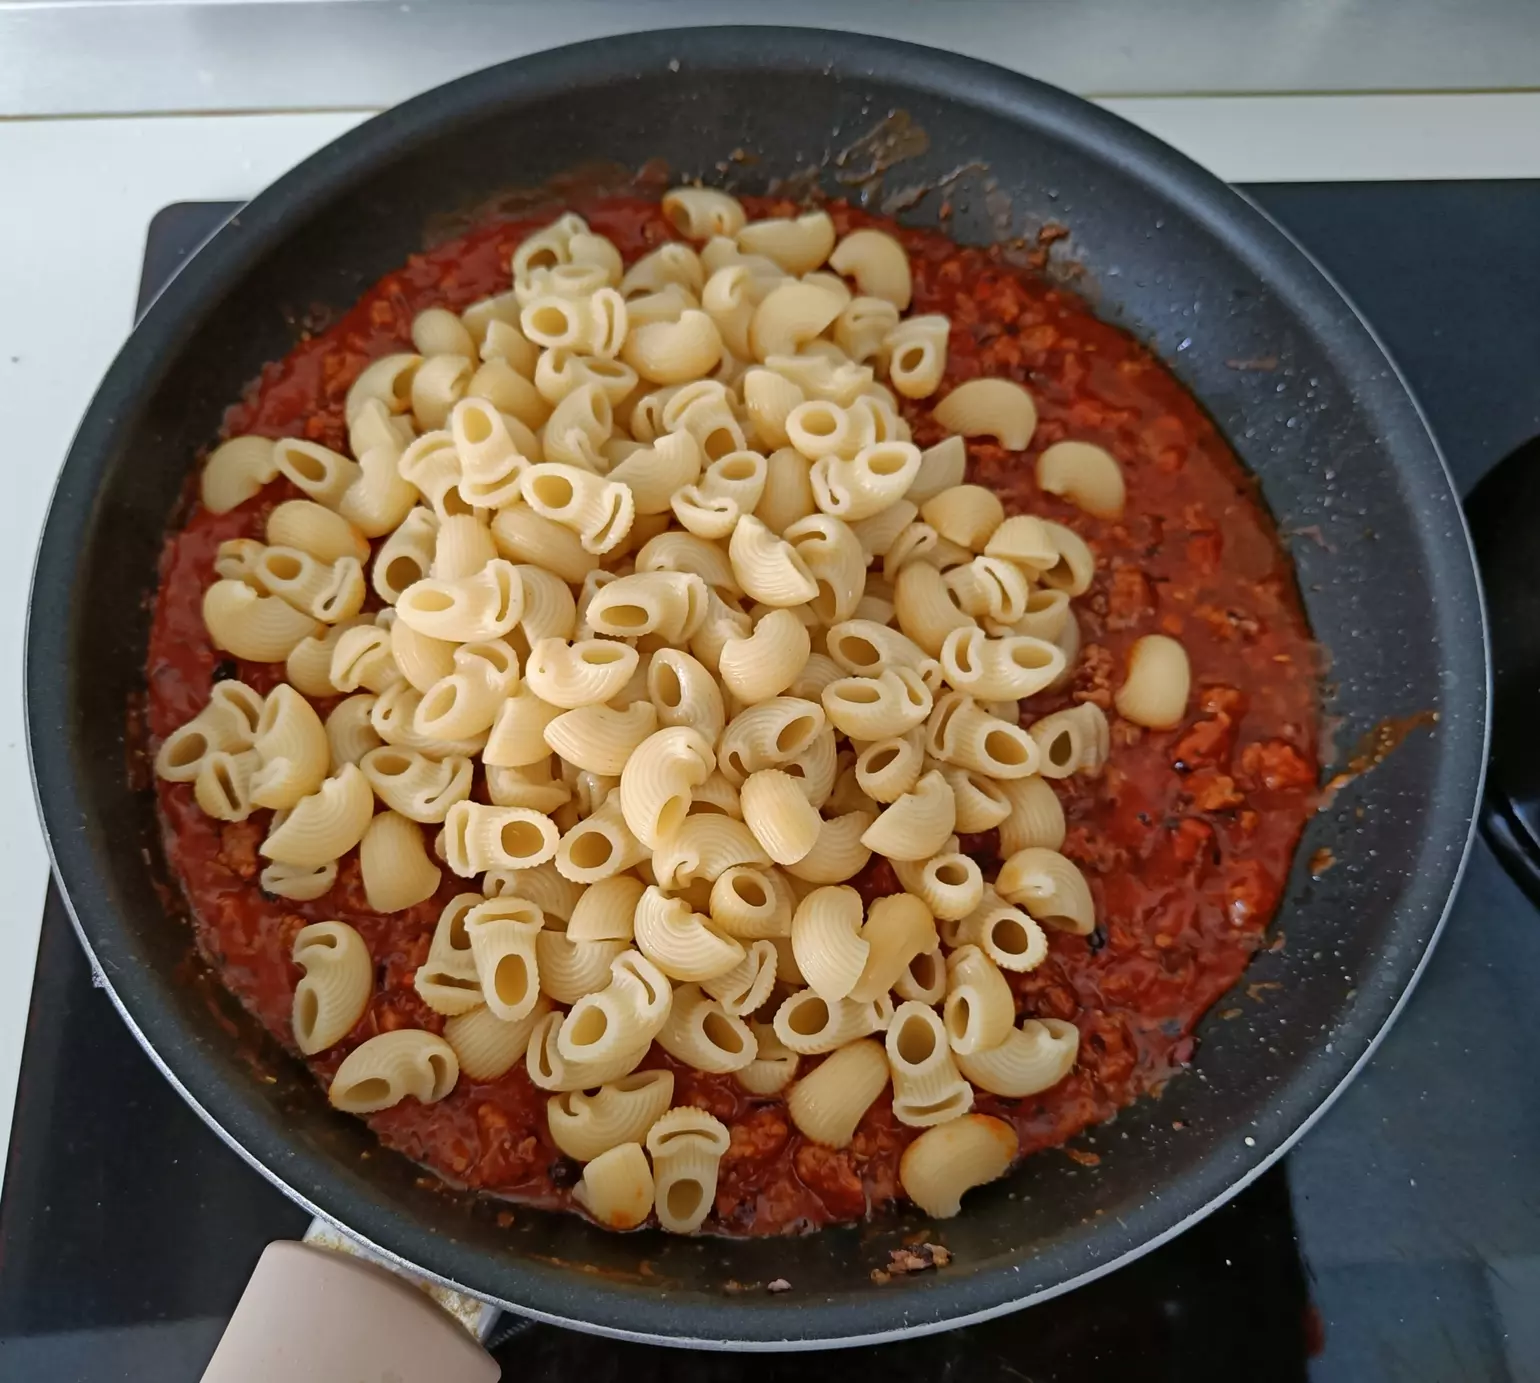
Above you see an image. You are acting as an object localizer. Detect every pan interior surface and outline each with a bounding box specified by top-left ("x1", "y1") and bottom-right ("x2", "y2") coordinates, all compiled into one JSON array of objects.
[{"x1": 27, "y1": 29, "x2": 1485, "y2": 1347}]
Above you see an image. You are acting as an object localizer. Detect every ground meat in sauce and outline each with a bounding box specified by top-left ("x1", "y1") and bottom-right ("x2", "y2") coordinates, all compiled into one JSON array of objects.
[{"x1": 143, "y1": 193, "x2": 1319, "y2": 1235}]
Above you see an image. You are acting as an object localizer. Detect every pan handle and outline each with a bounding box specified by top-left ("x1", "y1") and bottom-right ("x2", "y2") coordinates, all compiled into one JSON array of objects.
[{"x1": 200, "y1": 1240, "x2": 501, "y2": 1382}]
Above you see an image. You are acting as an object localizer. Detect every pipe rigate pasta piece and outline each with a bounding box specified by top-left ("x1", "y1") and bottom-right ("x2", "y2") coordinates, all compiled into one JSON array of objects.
[
  {"x1": 919, "y1": 484, "x2": 1006, "y2": 553},
  {"x1": 358, "y1": 810, "x2": 441, "y2": 912},
  {"x1": 259, "y1": 859, "x2": 339, "y2": 903},
  {"x1": 848, "y1": 893, "x2": 937, "y2": 1003},
  {"x1": 810, "y1": 442, "x2": 922, "y2": 523},
  {"x1": 892, "y1": 843, "x2": 985, "y2": 922},
  {"x1": 790, "y1": 885, "x2": 869, "y2": 1002},
  {"x1": 574, "y1": 1143, "x2": 655, "y2": 1231},
  {"x1": 290, "y1": 921, "x2": 373, "y2": 1055},
  {"x1": 483, "y1": 685, "x2": 564, "y2": 767},
  {"x1": 344, "y1": 352, "x2": 421, "y2": 426},
  {"x1": 737, "y1": 210, "x2": 835, "y2": 276},
  {"x1": 557, "y1": 949, "x2": 672, "y2": 1071},
  {"x1": 555, "y1": 799, "x2": 651, "y2": 883},
  {"x1": 1114, "y1": 633, "x2": 1192, "y2": 730},
  {"x1": 272, "y1": 438, "x2": 362, "y2": 509},
  {"x1": 547, "y1": 1070, "x2": 676, "y2": 1164},
  {"x1": 782, "y1": 512, "x2": 867, "y2": 624},
  {"x1": 490, "y1": 503, "x2": 599, "y2": 585},
  {"x1": 266, "y1": 500, "x2": 369, "y2": 565},
  {"x1": 1028, "y1": 702, "x2": 1111, "y2": 779},
  {"x1": 442, "y1": 995, "x2": 552, "y2": 1081},
  {"x1": 1037, "y1": 439, "x2": 1126, "y2": 520},
  {"x1": 717, "y1": 697, "x2": 827, "y2": 785},
  {"x1": 359, "y1": 746, "x2": 472, "y2": 823},
  {"x1": 441, "y1": 800, "x2": 559, "y2": 876},
  {"x1": 523, "y1": 637, "x2": 639, "y2": 709},
  {"x1": 937, "y1": 765, "x2": 1012, "y2": 833},
  {"x1": 787, "y1": 1038, "x2": 890, "y2": 1150},
  {"x1": 567, "y1": 874, "x2": 646, "y2": 943},
  {"x1": 782, "y1": 810, "x2": 875, "y2": 884},
  {"x1": 961, "y1": 889, "x2": 1049, "y2": 972},
  {"x1": 656, "y1": 983, "x2": 757, "y2": 1074},
  {"x1": 995, "y1": 847, "x2": 1098, "y2": 936},
  {"x1": 328, "y1": 1029, "x2": 458, "y2": 1115},
  {"x1": 201, "y1": 436, "x2": 280, "y2": 513},
  {"x1": 735, "y1": 1022, "x2": 799, "y2": 1096},
  {"x1": 893, "y1": 946, "x2": 948, "y2": 1005},
  {"x1": 882, "y1": 314, "x2": 949, "y2": 398},
  {"x1": 542, "y1": 702, "x2": 658, "y2": 777},
  {"x1": 662, "y1": 186, "x2": 746, "y2": 241},
  {"x1": 645, "y1": 1106, "x2": 733, "y2": 1234},
  {"x1": 527, "y1": 1007, "x2": 651, "y2": 1092},
  {"x1": 955, "y1": 1017, "x2": 1080, "y2": 1098},
  {"x1": 632, "y1": 884, "x2": 744, "y2": 982},
  {"x1": 537, "y1": 930, "x2": 629, "y2": 1005},
  {"x1": 893, "y1": 561, "x2": 977, "y2": 657},
  {"x1": 750, "y1": 280, "x2": 844, "y2": 361},
  {"x1": 927, "y1": 691, "x2": 1040, "y2": 780},
  {"x1": 517, "y1": 464, "x2": 635, "y2": 555},
  {"x1": 412, "y1": 306, "x2": 476, "y2": 358},
  {"x1": 650, "y1": 816, "x2": 771, "y2": 892},
  {"x1": 898, "y1": 1113, "x2": 1019, "y2": 1219},
  {"x1": 943, "y1": 945, "x2": 1016, "y2": 1056},
  {"x1": 940, "y1": 626, "x2": 1066, "y2": 701},
  {"x1": 584, "y1": 572, "x2": 708, "y2": 643},
  {"x1": 409, "y1": 354, "x2": 474, "y2": 431},
  {"x1": 995, "y1": 775, "x2": 1066, "y2": 855},
  {"x1": 853, "y1": 732, "x2": 925, "y2": 803},
  {"x1": 619, "y1": 725, "x2": 716, "y2": 848},
  {"x1": 701, "y1": 938, "x2": 778, "y2": 1017},
  {"x1": 372, "y1": 508, "x2": 440, "y2": 605},
  {"x1": 829, "y1": 228, "x2": 912, "y2": 309},
  {"x1": 412, "y1": 639, "x2": 519, "y2": 742},
  {"x1": 932, "y1": 378, "x2": 1038, "y2": 451},
  {"x1": 395, "y1": 559, "x2": 523, "y2": 641},
  {"x1": 1037, "y1": 520, "x2": 1097, "y2": 596},
  {"x1": 202, "y1": 580, "x2": 321, "y2": 663},
  {"x1": 739, "y1": 770, "x2": 822, "y2": 866},
  {"x1": 709, "y1": 865, "x2": 791, "y2": 940},
  {"x1": 286, "y1": 617, "x2": 369, "y2": 699},
  {"x1": 154, "y1": 681, "x2": 265, "y2": 783},
  {"x1": 463, "y1": 896, "x2": 544, "y2": 1021},
  {"x1": 622, "y1": 310, "x2": 724, "y2": 385},
  {"x1": 260, "y1": 766, "x2": 375, "y2": 869},
  {"x1": 821, "y1": 666, "x2": 933, "y2": 740},
  {"x1": 728, "y1": 515, "x2": 819, "y2": 607},
  {"x1": 886, "y1": 1001, "x2": 974, "y2": 1128},
  {"x1": 772, "y1": 987, "x2": 891, "y2": 1055},
  {"x1": 859, "y1": 769, "x2": 956, "y2": 861}
]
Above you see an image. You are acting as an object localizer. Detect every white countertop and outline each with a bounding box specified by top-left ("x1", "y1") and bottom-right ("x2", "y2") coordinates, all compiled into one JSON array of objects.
[{"x1": 4, "y1": 89, "x2": 1540, "y2": 1180}]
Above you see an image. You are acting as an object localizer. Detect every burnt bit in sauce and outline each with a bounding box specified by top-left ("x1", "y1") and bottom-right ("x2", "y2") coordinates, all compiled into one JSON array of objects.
[{"x1": 144, "y1": 193, "x2": 1320, "y2": 1236}]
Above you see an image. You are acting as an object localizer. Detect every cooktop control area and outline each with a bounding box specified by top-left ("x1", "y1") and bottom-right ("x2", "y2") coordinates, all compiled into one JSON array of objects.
[{"x1": 1, "y1": 186, "x2": 1537, "y2": 1382}]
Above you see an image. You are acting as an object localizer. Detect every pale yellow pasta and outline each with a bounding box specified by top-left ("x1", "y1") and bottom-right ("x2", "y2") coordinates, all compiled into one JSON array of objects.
[
  {"x1": 331, "y1": 624, "x2": 401, "y2": 698},
  {"x1": 663, "y1": 186, "x2": 747, "y2": 241},
  {"x1": 290, "y1": 919, "x2": 372, "y2": 1055},
  {"x1": 892, "y1": 844, "x2": 985, "y2": 922},
  {"x1": 651, "y1": 815, "x2": 771, "y2": 891},
  {"x1": 736, "y1": 769, "x2": 822, "y2": 867},
  {"x1": 466, "y1": 359, "x2": 551, "y2": 431},
  {"x1": 359, "y1": 746, "x2": 472, "y2": 822},
  {"x1": 942, "y1": 556, "x2": 1030, "y2": 625},
  {"x1": 607, "y1": 429, "x2": 703, "y2": 515},
  {"x1": 656, "y1": 983, "x2": 757, "y2": 1074},
  {"x1": 967, "y1": 890, "x2": 1050, "y2": 973},
  {"x1": 826, "y1": 755, "x2": 876, "y2": 818},
  {"x1": 1037, "y1": 520, "x2": 1096, "y2": 596},
  {"x1": 372, "y1": 508, "x2": 439, "y2": 605},
  {"x1": 788, "y1": 884, "x2": 869, "y2": 1003},
  {"x1": 1113, "y1": 633, "x2": 1191, "y2": 730},
  {"x1": 538, "y1": 702, "x2": 655, "y2": 777},
  {"x1": 622, "y1": 285, "x2": 698, "y2": 333},
  {"x1": 859, "y1": 769, "x2": 956, "y2": 861},
  {"x1": 463, "y1": 289, "x2": 535, "y2": 359},
  {"x1": 981, "y1": 516, "x2": 1055, "y2": 577},
  {"x1": 716, "y1": 696, "x2": 826, "y2": 783},
  {"x1": 1036, "y1": 438, "x2": 1125, "y2": 519},
  {"x1": 823, "y1": 618, "x2": 937, "y2": 682},
  {"x1": 749, "y1": 280, "x2": 843, "y2": 361},
  {"x1": 486, "y1": 760, "x2": 571, "y2": 813},
  {"x1": 547, "y1": 1069, "x2": 675, "y2": 1163},
  {"x1": 201, "y1": 435, "x2": 280, "y2": 513},
  {"x1": 259, "y1": 859, "x2": 339, "y2": 903},
  {"x1": 369, "y1": 682, "x2": 486, "y2": 759},
  {"x1": 154, "y1": 681, "x2": 265, "y2": 783},
  {"x1": 850, "y1": 499, "x2": 918, "y2": 561},
  {"x1": 933, "y1": 376, "x2": 1038, "y2": 449},
  {"x1": 385, "y1": 613, "x2": 456, "y2": 694},
  {"x1": 646, "y1": 1106, "x2": 732, "y2": 1234},
  {"x1": 754, "y1": 446, "x2": 817, "y2": 534},
  {"x1": 919, "y1": 485, "x2": 1005, "y2": 553},
  {"x1": 886, "y1": 1001, "x2": 973, "y2": 1128},
  {"x1": 735, "y1": 1022, "x2": 799, "y2": 1095},
  {"x1": 898, "y1": 1113, "x2": 1018, "y2": 1218},
  {"x1": 783, "y1": 809, "x2": 874, "y2": 884},
  {"x1": 429, "y1": 514, "x2": 497, "y2": 583},
  {"x1": 622, "y1": 242, "x2": 706, "y2": 299},
  {"x1": 787, "y1": 652, "x2": 844, "y2": 703},
  {"x1": 484, "y1": 859, "x2": 584, "y2": 919},
  {"x1": 726, "y1": 515, "x2": 818, "y2": 607},
  {"x1": 995, "y1": 846, "x2": 1097, "y2": 936},
  {"x1": 395, "y1": 559, "x2": 522, "y2": 642},
  {"x1": 783, "y1": 512, "x2": 867, "y2": 625},
  {"x1": 443, "y1": 996, "x2": 552, "y2": 1081},
  {"x1": 348, "y1": 396, "x2": 412, "y2": 458},
  {"x1": 781, "y1": 1038, "x2": 888, "y2": 1153},
  {"x1": 272, "y1": 438, "x2": 362, "y2": 509},
  {"x1": 411, "y1": 305, "x2": 476, "y2": 358},
  {"x1": 1029, "y1": 702, "x2": 1111, "y2": 779},
  {"x1": 849, "y1": 892, "x2": 938, "y2": 1003},
  {"x1": 737, "y1": 210, "x2": 835, "y2": 275},
  {"x1": 202, "y1": 580, "x2": 321, "y2": 662},
  {"x1": 555, "y1": 798, "x2": 651, "y2": 883},
  {"x1": 519, "y1": 463, "x2": 635, "y2": 555},
  {"x1": 897, "y1": 439, "x2": 964, "y2": 511},
  {"x1": 523, "y1": 637, "x2": 639, "y2": 709},
  {"x1": 442, "y1": 800, "x2": 559, "y2": 876},
  {"x1": 940, "y1": 626, "x2": 1066, "y2": 701},
  {"x1": 619, "y1": 725, "x2": 717, "y2": 848},
  {"x1": 740, "y1": 366, "x2": 802, "y2": 451},
  {"x1": 779, "y1": 726, "x2": 839, "y2": 809},
  {"x1": 266, "y1": 500, "x2": 369, "y2": 566},
  {"x1": 622, "y1": 310, "x2": 723, "y2": 385},
  {"x1": 690, "y1": 772, "x2": 742, "y2": 819},
  {"x1": 527, "y1": 1006, "x2": 649, "y2": 1092},
  {"x1": 882, "y1": 314, "x2": 949, "y2": 399},
  {"x1": 927, "y1": 691, "x2": 1040, "y2": 779},
  {"x1": 809, "y1": 441, "x2": 921, "y2": 525},
  {"x1": 882, "y1": 520, "x2": 940, "y2": 583},
  {"x1": 409, "y1": 893, "x2": 483, "y2": 1015},
  {"x1": 700, "y1": 263, "x2": 760, "y2": 359},
  {"x1": 698, "y1": 937, "x2": 776, "y2": 1017},
  {"x1": 585, "y1": 571, "x2": 707, "y2": 643},
  {"x1": 213, "y1": 537, "x2": 264, "y2": 584},
  {"x1": 260, "y1": 766, "x2": 374, "y2": 868},
  {"x1": 708, "y1": 865, "x2": 790, "y2": 939},
  {"x1": 992, "y1": 777, "x2": 1063, "y2": 857},
  {"x1": 537, "y1": 930, "x2": 629, "y2": 1005},
  {"x1": 784, "y1": 398, "x2": 854, "y2": 461},
  {"x1": 244, "y1": 685, "x2": 329, "y2": 811},
  {"x1": 628, "y1": 884, "x2": 742, "y2": 982},
  {"x1": 541, "y1": 381, "x2": 615, "y2": 470},
  {"x1": 943, "y1": 945, "x2": 1016, "y2": 1056},
  {"x1": 938, "y1": 765, "x2": 1011, "y2": 833},
  {"x1": 567, "y1": 874, "x2": 646, "y2": 943},
  {"x1": 490, "y1": 503, "x2": 599, "y2": 584},
  {"x1": 483, "y1": 684, "x2": 564, "y2": 767},
  {"x1": 285, "y1": 617, "x2": 367, "y2": 699},
  {"x1": 767, "y1": 351, "x2": 874, "y2": 407},
  {"x1": 409, "y1": 354, "x2": 474, "y2": 431},
  {"x1": 717, "y1": 609, "x2": 809, "y2": 706},
  {"x1": 892, "y1": 945, "x2": 947, "y2": 1005},
  {"x1": 892, "y1": 560, "x2": 976, "y2": 657},
  {"x1": 328, "y1": 1029, "x2": 458, "y2": 1114},
  {"x1": 412, "y1": 639, "x2": 518, "y2": 743},
  {"x1": 556, "y1": 949, "x2": 672, "y2": 1072},
  {"x1": 344, "y1": 352, "x2": 421, "y2": 425},
  {"x1": 772, "y1": 987, "x2": 889, "y2": 1055},
  {"x1": 832, "y1": 295, "x2": 902, "y2": 364},
  {"x1": 252, "y1": 547, "x2": 366, "y2": 624},
  {"x1": 573, "y1": 1142, "x2": 655, "y2": 1230},
  {"x1": 821, "y1": 666, "x2": 932, "y2": 740},
  {"x1": 829, "y1": 227, "x2": 912, "y2": 308},
  {"x1": 358, "y1": 809, "x2": 441, "y2": 912},
  {"x1": 462, "y1": 896, "x2": 544, "y2": 1020},
  {"x1": 955, "y1": 1017, "x2": 1080, "y2": 1098},
  {"x1": 853, "y1": 732, "x2": 925, "y2": 802}
]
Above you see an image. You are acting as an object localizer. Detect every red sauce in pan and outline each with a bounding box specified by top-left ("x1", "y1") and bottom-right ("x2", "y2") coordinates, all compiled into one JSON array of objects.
[{"x1": 145, "y1": 195, "x2": 1319, "y2": 1234}]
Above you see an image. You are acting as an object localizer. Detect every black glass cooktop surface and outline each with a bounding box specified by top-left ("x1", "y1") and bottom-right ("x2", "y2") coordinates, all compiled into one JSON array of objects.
[{"x1": 2, "y1": 184, "x2": 1537, "y2": 1382}]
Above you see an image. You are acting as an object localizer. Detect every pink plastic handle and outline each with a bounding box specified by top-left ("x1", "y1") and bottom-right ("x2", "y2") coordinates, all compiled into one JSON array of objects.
[{"x1": 201, "y1": 1241, "x2": 500, "y2": 1383}]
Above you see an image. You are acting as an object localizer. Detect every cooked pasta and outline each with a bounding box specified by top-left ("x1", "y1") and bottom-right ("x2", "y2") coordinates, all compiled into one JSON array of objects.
[
  {"x1": 849, "y1": 892, "x2": 937, "y2": 1003},
  {"x1": 328, "y1": 1029, "x2": 458, "y2": 1114},
  {"x1": 954, "y1": 1017, "x2": 1080, "y2": 1098},
  {"x1": 547, "y1": 1069, "x2": 676, "y2": 1162},
  {"x1": 898, "y1": 1114, "x2": 1019, "y2": 1218},
  {"x1": 995, "y1": 847, "x2": 1098, "y2": 935},
  {"x1": 574, "y1": 1142, "x2": 655, "y2": 1230},
  {"x1": 736, "y1": 1022, "x2": 800, "y2": 1095},
  {"x1": 646, "y1": 1106, "x2": 732, "y2": 1234},
  {"x1": 783, "y1": 809, "x2": 875, "y2": 884},
  {"x1": 1114, "y1": 633, "x2": 1192, "y2": 730},
  {"x1": 1029, "y1": 702, "x2": 1111, "y2": 778},
  {"x1": 260, "y1": 767, "x2": 375, "y2": 868},
  {"x1": 859, "y1": 769, "x2": 956, "y2": 861},
  {"x1": 886, "y1": 1001, "x2": 974, "y2": 1128},
  {"x1": 443, "y1": 996, "x2": 552, "y2": 1081},
  {"x1": 787, "y1": 1038, "x2": 890, "y2": 1148},
  {"x1": 290, "y1": 921, "x2": 372, "y2": 1055},
  {"x1": 892, "y1": 845, "x2": 985, "y2": 922},
  {"x1": 358, "y1": 810, "x2": 441, "y2": 912},
  {"x1": 772, "y1": 987, "x2": 890, "y2": 1055},
  {"x1": 943, "y1": 945, "x2": 1016, "y2": 1055}
]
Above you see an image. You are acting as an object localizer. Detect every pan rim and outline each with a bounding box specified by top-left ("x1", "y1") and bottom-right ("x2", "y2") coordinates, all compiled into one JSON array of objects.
[{"x1": 25, "y1": 26, "x2": 1488, "y2": 1347}]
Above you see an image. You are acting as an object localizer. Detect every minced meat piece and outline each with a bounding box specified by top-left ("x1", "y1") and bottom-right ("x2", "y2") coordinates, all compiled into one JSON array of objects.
[{"x1": 1239, "y1": 739, "x2": 1316, "y2": 791}]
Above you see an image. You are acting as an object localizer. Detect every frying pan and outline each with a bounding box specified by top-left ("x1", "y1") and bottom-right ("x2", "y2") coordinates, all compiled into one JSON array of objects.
[{"x1": 26, "y1": 28, "x2": 1487, "y2": 1353}]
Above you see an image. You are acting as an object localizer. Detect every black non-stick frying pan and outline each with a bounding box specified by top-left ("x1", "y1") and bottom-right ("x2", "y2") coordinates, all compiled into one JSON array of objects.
[{"x1": 26, "y1": 28, "x2": 1487, "y2": 1351}]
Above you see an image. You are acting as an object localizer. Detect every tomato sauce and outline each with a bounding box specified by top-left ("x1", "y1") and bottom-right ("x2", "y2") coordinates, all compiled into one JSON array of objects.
[{"x1": 144, "y1": 195, "x2": 1319, "y2": 1235}]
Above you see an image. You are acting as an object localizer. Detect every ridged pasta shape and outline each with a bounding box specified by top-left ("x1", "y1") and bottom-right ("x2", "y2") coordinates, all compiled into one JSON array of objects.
[
  {"x1": 938, "y1": 765, "x2": 1011, "y2": 833},
  {"x1": 260, "y1": 859, "x2": 339, "y2": 903},
  {"x1": 372, "y1": 508, "x2": 439, "y2": 605},
  {"x1": 201, "y1": 435, "x2": 280, "y2": 513},
  {"x1": 700, "y1": 938, "x2": 777, "y2": 1018},
  {"x1": 557, "y1": 948, "x2": 673, "y2": 1069},
  {"x1": 893, "y1": 561, "x2": 977, "y2": 657},
  {"x1": 344, "y1": 352, "x2": 421, "y2": 426},
  {"x1": 486, "y1": 760, "x2": 571, "y2": 813},
  {"x1": 892, "y1": 946, "x2": 948, "y2": 1005},
  {"x1": 442, "y1": 995, "x2": 553, "y2": 1081},
  {"x1": 663, "y1": 187, "x2": 747, "y2": 241},
  {"x1": 708, "y1": 865, "x2": 791, "y2": 940},
  {"x1": 886, "y1": 1001, "x2": 974, "y2": 1128},
  {"x1": 995, "y1": 847, "x2": 1097, "y2": 935},
  {"x1": 618, "y1": 725, "x2": 716, "y2": 849},
  {"x1": 735, "y1": 1022, "x2": 799, "y2": 1096},
  {"x1": 963, "y1": 889, "x2": 1049, "y2": 972},
  {"x1": 810, "y1": 442, "x2": 922, "y2": 523},
  {"x1": 883, "y1": 314, "x2": 949, "y2": 399},
  {"x1": 943, "y1": 945, "x2": 1016, "y2": 1055},
  {"x1": 650, "y1": 816, "x2": 771, "y2": 892},
  {"x1": 537, "y1": 930, "x2": 629, "y2": 1005},
  {"x1": 291, "y1": 921, "x2": 373, "y2": 1055},
  {"x1": 574, "y1": 1142, "x2": 655, "y2": 1230},
  {"x1": 442, "y1": 800, "x2": 559, "y2": 876},
  {"x1": 328, "y1": 1029, "x2": 459, "y2": 1114},
  {"x1": 359, "y1": 810, "x2": 442, "y2": 912},
  {"x1": 464, "y1": 896, "x2": 545, "y2": 1021},
  {"x1": 567, "y1": 874, "x2": 646, "y2": 943},
  {"x1": 1037, "y1": 520, "x2": 1097, "y2": 596},
  {"x1": 484, "y1": 859, "x2": 584, "y2": 919},
  {"x1": 272, "y1": 438, "x2": 362, "y2": 509},
  {"x1": 527, "y1": 1007, "x2": 652, "y2": 1093},
  {"x1": 547, "y1": 1069, "x2": 676, "y2": 1163},
  {"x1": 523, "y1": 637, "x2": 639, "y2": 709},
  {"x1": 821, "y1": 667, "x2": 933, "y2": 740},
  {"x1": 848, "y1": 893, "x2": 937, "y2": 1003},
  {"x1": 395, "y1": 559, "x2": 523, "y2": 642},
  {"x1": 154, "y1": 681, "x2": 265, "y2": 783},
  {"x1": 727, "y1": 515, "x2": 819, "y2": 607},
  {"x1": 490, "y1": 503, "x2": 599, "y2": 585},
  {"x1": 932, "y1": 378, "x2": 1038, "y2": 451},
  {"x1": 412, "y1": 639, "x2": 518, "y2": 743},
  {"x1": 716, "y1": 696, "x2": 827, "y2": 784},
  {"x1": 898, "y1": 1113, "x2": 1018, "y2": 1218},
  {"x1": 955, "y1": 1017, "x2": 1080, "y2": 1098},
  {"x1": 1114, "y1": 634, "x2": 1191, "y2": 730},
  {"x1": 772, "y1": 987, "x2": 890, "y2": 1055},
  {"x1": 927, "y1": 691, "x2": 1040, "y2": 779},
  {"x1": 266, "y1": 500, "x2": 369, "y2": 565},
  {"x1": 940, "y1": 626, "x2": 1066, "y2": 701},
  {"x1": 995, "y1": 775, "x2": 1066, "y2": 854},
  {"x1": 1028, "y1": 702, "x2": 1110, "y2": 778},
  {"x1": 202, "y1": 579, "x2": 321, "y2": 663},
  {"x1": 360, "y1": 746, "x2": 473, "y2": 823},
  {"x1": 555, "y1": 799, "x2": 651, "y2": 883},
  {"x1": 286, "y1": 617, "x2": 368, "y2": 699},
  {"x1": 858, "y1": 770, "x2": 956, "y2": 861},
  {"x1": 260, "y1": 766, "x2": 375, "y2": 869},
  {"x1": 655, "y1": 983, "x2": 757, "y2": 1074},
  {"x1": 739, "y1": 769, "x2": 822, "y2": 866},
  {"x1": 541, "y1": 701, "x2": 657, "y2": 778},
  {"x1": 790, "y1": 885, "x2": 869, "y2": 1002},
  {"x1": 1037, "y1": 439, "x2": 1125, "y2": 520},
  {"x1": 782, "y1": 810, "x2": 875, "y2": 884},
  {"x1": 646, "y1": 1106, "x2": 733, "y2": 1234},
  {"x1": 853, "y1": 732, "x2": 925, "y2": 803},
  {"x1": 787, "y1": 1038, "x2": 890, "y2": 1149}
]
